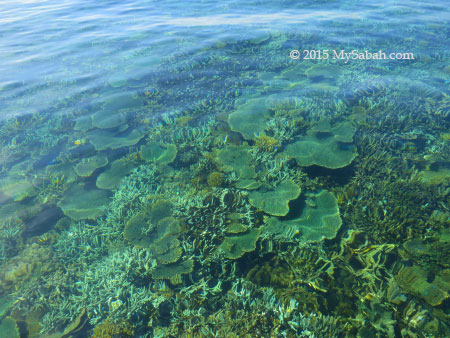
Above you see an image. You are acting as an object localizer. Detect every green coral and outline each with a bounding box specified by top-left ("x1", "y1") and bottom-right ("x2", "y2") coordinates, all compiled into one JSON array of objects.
[
  {"x1": 284, "y1": 119, "x2": 357, "y2": 169},
  {"x1": 228, "y1": 98, "x2": 271, "y2": 140},
  {"x1": 215, "y1": 145, "x2": 256, "y2": 179},
  {"x1": 74, "y1": 115, "x2": 93, "y2": 132},
  {"x1": 311, "y1": 118, "x2": 355, "y2": 142},
  {"x1": 107, "y1": 74, "x2": 128, "y2": 88},
  {"x1": 91, "y1": 109, "x2": 127, "y2": 129},
  {"x1": 263, "y1": 190, "x2": 342, "y2": 242},
  {"x1": 152, "y1": 259, "x2": 194, "y2": 280},
  {"x1": 248, "y1": 179, "x2": 301, "y2": 216},
  {"x1": 0, "y1": 176, "x2": 36, "y2": 202},
  {"x1": 57, "y1": 184, "x2": 111, "y2": 220},
  {"x1": 123, "y1": 200, "x2": 175, "y2": 247},
  {"x1": 207, "y1": 171, "x2": 225, "y2": 187},
  {"x1": 123, "y1": 200, "x2": 195, "y2": 282},
  {"x1": 396, "y1": 266, "x2": 449, "y2": 306},
  {"x1": 218, "y1": 228, "x2": 261, "y2": 259},
  {"x1": 96, "y1": 158, "x2": 135, "y2": 190},
  {"x1": 123, "y1": 200, "x2": 182, "y2": 264},
  {"x1": 305, "y1": 64, "x2": 342, "y2": 83},
  {"x1": 0, "y1": 317, "x2": 20, "y2": 338},
  {"x1": 74, "y1": 153, "x2": 109, "y2": 177},
  {"x1": 102, "y1": 92, "x2": 143, "y2": 112},
  {"x1": 139, "y1": 142, "x2": 177, "y2": 165},
  {"x1": 90, "y1": 91, "x2": 142, "y2": 129},
  {"x1": 235, "y1": 179, "x2": 262, "y2": 190},
  {"x1": 0, "y1": 296, "x2": 14, "y2": 318},
  {"x1": 88, "y1": 128, "x2": 145, "y2": 151}
]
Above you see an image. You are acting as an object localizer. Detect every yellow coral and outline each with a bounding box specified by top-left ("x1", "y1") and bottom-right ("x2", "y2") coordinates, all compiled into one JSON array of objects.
[
  {"x1": 175, "y1": 115, "x2": 193, "y2": 126},
  {"x1": 207, "y1": 171, "x2": 225, "y2": 187},
  {"x1": 92, "y1": 319, "x2": 134, "y2": 338},
  {"x1": 440, "y1": 133, "x2": 450, "y2": 141},
  {"x1": 254, "y1": 135, "x2": 280, "y2": 152}
]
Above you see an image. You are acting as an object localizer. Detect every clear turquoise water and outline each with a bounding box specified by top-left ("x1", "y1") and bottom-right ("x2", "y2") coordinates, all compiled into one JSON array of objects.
[
  {"x1": 1, "y1": 0, "x2": 448, "y2": 118},
  {"x1": 0, "y1": 0, "x2": 449, "y2": 337}
]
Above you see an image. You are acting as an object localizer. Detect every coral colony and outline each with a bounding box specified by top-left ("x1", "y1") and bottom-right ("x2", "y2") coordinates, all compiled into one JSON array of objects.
[{"x1": 1, "y1": 24, "x2": 450, "y2": 338}]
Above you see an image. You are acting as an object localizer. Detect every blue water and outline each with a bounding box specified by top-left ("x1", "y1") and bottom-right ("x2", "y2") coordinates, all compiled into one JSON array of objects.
[
  {"x1": 0, "y1": 0, "x2": 449, "y2": 336},
  {"x1": 1, "y1": 0, "x2": 448, "y2": 118}
]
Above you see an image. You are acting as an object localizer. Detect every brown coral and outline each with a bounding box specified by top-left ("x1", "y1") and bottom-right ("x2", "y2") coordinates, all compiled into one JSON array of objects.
[
  {"x1": 254, "y1": 134, "x2": 280, "y2": 152},
  {"x1": 207, "y1": 171, "x2": 225, "y2": 187},
  {"x1": 92, "y1": 318, "x2": 134, "y2": 338}
]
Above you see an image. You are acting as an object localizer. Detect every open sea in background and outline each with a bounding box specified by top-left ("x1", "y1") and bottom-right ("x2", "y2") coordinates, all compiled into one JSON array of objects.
[{"x1": 0, "y1": 0, "x2": 449, "y2": 337}]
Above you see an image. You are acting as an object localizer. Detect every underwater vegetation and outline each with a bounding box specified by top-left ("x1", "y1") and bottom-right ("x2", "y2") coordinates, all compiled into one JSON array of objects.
[{"x1": 0, "y1": 13, "x2": 449, "y2": 338}]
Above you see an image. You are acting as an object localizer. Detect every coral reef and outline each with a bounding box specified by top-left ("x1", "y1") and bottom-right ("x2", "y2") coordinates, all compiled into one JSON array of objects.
[
  {"x1": 206, "y1": 171, "x2": 225, "y2": 187},
  {"x1": 92, "y1": 318, "x2": 134, "y2": 338},
  {"x1": 1, "y1": 14, "x2": 450, "y2": 338},
  {"x1": 88, "y1": 128, "x2": 145, "y2": 151},
  {"x1": 74, "y1": 153, "x2": 108, "y2": 177},
  {"x1": 228, "y1": 98, "x2": 271, "y2": 140},
  {"x1": 139, "y1": 142, "x2": 177, "y2": 165},
  {"x1": 0, "y1": 176, "x2": 36, "y2": 202},
  {"x1": 56, "y1": 183, "x2": 111, "y2": 220},
  {"x1": 284, "y1": 119, "x2": 357, "y2": 169},
  {"x1": 215, "y1": 144, "x2": 256, "y2": 179},
  {"x1": 96, "y1": 158, "x2": 135, "y2": 190},
  {"x1": 263, "y1": 190, "x2": 342, "y2": 242},
  {"x1": 396, "y1": 266, "x2": 449, "y2": 306},
  {"x1": 248, "y1": 179, "x2": 301, "y2": 216},
  {"x1": 0, "y1": 317, "x2": 20, "y2": 338},
  {"x1": 218, "y1": 228, "x2": 261, "y2": 259}
]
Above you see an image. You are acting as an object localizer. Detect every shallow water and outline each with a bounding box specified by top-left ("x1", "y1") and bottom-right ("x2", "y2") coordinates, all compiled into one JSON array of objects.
[{"x1": 0, "y1": 0, "x2": 449, "y2": 337}]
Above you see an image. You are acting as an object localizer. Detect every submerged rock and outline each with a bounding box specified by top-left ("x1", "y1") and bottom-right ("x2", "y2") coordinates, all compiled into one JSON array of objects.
[{"x1": 23, "y1": 204, "x2": 63, "y2": 238}]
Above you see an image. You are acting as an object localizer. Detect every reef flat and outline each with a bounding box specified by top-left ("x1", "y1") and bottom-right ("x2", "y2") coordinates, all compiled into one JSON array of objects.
[{"x1": 0, "y1": 1, "x2": 449, "y2": 337}]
